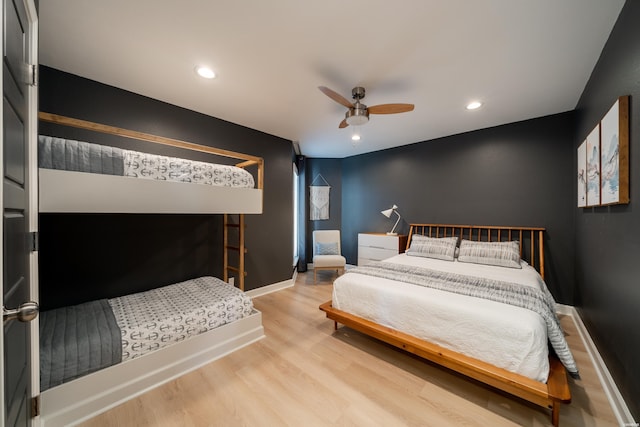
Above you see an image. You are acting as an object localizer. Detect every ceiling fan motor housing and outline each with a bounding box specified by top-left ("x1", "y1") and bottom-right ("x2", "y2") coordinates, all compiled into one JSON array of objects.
[{"x1": 352, "y1": 86, "x2": 366, "y2": 100}]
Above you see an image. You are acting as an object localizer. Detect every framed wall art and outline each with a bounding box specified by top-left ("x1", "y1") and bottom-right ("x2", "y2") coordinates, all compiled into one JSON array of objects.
[
  {"x1": 599, "y1": 95, "x2": 629, "y2": 205},
  {"x1": 577, "y1": 140, "x2": 587, "y2": 207},
  {"x1": 585, "y1": 124, "x2": 601, "y2": 207}
]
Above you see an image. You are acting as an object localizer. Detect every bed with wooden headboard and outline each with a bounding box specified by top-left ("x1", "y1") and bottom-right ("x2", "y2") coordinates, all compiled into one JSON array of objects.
[{"x1": 320, "y1": 223, "x2": 574, "y2": 426}]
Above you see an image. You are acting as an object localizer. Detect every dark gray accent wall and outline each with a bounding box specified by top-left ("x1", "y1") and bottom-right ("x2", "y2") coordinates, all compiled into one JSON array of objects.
[
  {"x1": 341, "y1": 112, "x2": 576, "y2": 304},
  {"x1": 574, "y1": 0, "x2": 640, "y2": 419},
  {"x1": 39, "y1": 214, "x2": 221, "y2": 310},
  {"x1": 38, "y1": 66, "x2": 294, "y2": 309}
]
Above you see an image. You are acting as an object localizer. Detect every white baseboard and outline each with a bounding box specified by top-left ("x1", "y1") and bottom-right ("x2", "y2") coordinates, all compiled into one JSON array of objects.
[
  {"x1": 557, "y1": 304, "x2": 637, "y2": 426},
  {"x1": 245, "y1": 277, "x2": 294, "y2": 298}
]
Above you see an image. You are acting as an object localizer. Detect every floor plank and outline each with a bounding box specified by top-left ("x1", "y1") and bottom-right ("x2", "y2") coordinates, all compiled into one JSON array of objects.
[{"x1": 78, "y1": 271, "x2": 619, "y2": 427}]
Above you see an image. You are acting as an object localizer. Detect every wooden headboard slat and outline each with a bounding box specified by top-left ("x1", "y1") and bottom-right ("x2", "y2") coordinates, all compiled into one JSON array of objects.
[{"x1": 406, "y1": 223, "x2": 546, "y2": 279}]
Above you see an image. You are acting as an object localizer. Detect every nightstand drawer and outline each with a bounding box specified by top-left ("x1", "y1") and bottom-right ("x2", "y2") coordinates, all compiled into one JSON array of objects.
[
  {"x1": 358, "y1": 245, "x2": 397, "y2": 261},
  {"x1": 358, "y1": 233, "x2": 398, "y2": 250},
  {"x1": 357, "y1": 233, "x2": 408, "y2": 266}
]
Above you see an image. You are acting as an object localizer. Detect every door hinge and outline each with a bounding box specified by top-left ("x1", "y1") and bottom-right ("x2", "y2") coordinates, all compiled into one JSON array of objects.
[
  {"x1": 31, "y1": 395, "x2": 40, "y2": 417},
  {"x1": 30, "y1": 231, "x2": 39, "y2": 252},
  {"x1": 28, "y1": 64, "x2": 37, "y2": 87}
]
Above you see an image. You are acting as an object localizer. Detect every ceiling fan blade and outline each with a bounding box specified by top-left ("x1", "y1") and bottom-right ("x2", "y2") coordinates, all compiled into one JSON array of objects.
[
  {"x1": 368, "y1": 103, "x2": 415, "y2": 114},
  {"x1": 339, "y1": 118, "x2": 349, "y2": 128},
  {"x1": 318, "y1": 86, "x2": 353, "y2": 108}
]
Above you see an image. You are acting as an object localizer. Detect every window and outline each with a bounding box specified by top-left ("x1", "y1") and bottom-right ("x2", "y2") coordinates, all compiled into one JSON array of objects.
[{"x1": 292, "y1": 162, "x2": 299, "y2": 267}]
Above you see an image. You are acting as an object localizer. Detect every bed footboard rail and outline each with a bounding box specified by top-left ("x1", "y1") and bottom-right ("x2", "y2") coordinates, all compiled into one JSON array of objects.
[
  {"x1": 407, "y1": 223, "x2": 546, "y2": 279},
  {"x1": 319, "y1": 300, "x2": 570, "y2": 426}
]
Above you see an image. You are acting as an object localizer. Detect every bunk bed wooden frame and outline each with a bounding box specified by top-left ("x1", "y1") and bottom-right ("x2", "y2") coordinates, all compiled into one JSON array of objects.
[
  {"x1": 38, "y1": 112, "x2": 264, "y2": 214},
  {"x1": 320, "y1": 223, "x2": 571, "y2": 427},
  {"x1": 36, "y1": 113, "x2": 265, "y2": 426}
]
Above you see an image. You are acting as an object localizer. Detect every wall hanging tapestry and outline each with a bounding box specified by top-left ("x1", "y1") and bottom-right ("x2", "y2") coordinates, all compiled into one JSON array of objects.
[{"x1": 310, "y1": 174, "x2": 330, "y2": 220}]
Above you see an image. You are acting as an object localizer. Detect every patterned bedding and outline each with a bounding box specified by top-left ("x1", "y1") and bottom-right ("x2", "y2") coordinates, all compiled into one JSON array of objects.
[
  {"x1": 38, "y1": 135, "x2": 255, "y2": 188},
  {"x1": 109, "y1": 276, "x2": 254, "y2": 361},
  {"x1": 40, "y1": 276, "x2": 253, "y2": 391}
]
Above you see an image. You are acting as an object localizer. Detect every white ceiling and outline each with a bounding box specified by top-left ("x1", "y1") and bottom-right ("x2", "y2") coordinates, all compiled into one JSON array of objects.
[{"x1": 39, "y1": 1, "x2": 625, "y2": 158}]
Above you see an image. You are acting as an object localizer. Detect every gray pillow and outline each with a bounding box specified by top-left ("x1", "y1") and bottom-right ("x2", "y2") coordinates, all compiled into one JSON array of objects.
[
  {"x1": 457, "y1": 240, "x2": 522, "y2": 269},
  {"x1": 316, "y1": 242, "x2": 339, "y2": 255},
  {"x1": 406, "y1": 235, "x2": 458, "y2": 261}
]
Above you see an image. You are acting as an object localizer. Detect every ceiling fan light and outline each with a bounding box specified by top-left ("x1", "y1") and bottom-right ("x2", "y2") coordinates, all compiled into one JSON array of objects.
[{"x1": 345, "y1": 108, "x2": 369, "y2": 126}]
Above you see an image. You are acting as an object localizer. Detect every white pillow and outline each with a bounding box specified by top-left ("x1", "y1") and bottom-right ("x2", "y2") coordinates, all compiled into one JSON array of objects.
[
  {"x1": 406, "y1": 235, "x2": 458, "y2": 261},
  {"x1": 457, "y1": 240, "x2": 522, "y2": 269}
]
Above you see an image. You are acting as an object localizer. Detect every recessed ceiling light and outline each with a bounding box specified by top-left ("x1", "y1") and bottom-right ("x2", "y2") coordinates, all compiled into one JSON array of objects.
[
  {"x1": 466, "y1": 101, "x2": 482, "y2": 110},
  {"x1": 196, "y1": 66, "x2": 216, "y2": 79},
  {"x1": 351, "y1": 134, "x2": 361, "y2": 141}
]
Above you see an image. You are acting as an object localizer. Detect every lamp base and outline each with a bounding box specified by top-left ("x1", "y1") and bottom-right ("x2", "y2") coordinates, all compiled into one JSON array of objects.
[{"x1": 386, "y1": 232, "x2": 398, "y2": 236}]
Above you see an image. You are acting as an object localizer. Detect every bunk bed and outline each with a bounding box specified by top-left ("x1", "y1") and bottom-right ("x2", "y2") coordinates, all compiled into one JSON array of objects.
[
  {"x1": 320, "y1": 224, "x2": 574, "y2": 427},
  {"x1": 36, "y1": 113, "x2": 265, "y2": 427}
]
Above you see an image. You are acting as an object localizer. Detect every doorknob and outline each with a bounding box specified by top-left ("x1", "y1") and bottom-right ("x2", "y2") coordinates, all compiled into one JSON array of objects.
[{"x1": 3, "y1": 302, "x2": 39, "y2": 323}]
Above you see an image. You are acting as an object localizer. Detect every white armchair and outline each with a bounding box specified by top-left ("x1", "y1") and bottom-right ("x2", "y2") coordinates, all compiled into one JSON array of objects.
[{"x1": 312, "y1": 230, "x2": 346, "y2": 284}]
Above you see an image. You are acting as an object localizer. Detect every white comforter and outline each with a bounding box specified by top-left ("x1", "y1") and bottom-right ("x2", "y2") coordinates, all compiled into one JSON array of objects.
[{"x1": 332, "y1": 254, "x2": 550, "y2": 382}]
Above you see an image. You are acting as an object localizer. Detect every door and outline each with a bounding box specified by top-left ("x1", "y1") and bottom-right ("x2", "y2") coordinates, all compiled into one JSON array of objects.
[{"x1": 2, "y1": 0, "x2": 38, "y2": 425}]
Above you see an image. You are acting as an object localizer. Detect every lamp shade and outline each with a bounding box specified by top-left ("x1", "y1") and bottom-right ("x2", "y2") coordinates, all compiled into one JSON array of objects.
[
  {"x1": 380, "y1": 205, "x2": 401, "y2": 235},
  {"x1": 381, "y1": 208, "x2": 394, "y2": 218}
]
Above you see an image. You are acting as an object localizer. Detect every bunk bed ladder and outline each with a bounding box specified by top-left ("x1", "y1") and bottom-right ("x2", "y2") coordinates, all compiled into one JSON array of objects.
[{"x1": 224, "y1": 214, "x2": 247, "y2": 291}]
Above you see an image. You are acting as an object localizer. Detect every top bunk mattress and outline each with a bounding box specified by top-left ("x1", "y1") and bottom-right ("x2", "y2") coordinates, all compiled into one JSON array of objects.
[
  {"x1": 38, "y1": 135, "x2": 255, "y2": 188},
  {"x1": 38, "y1": 135, "x2": 263, "y2": 214}
]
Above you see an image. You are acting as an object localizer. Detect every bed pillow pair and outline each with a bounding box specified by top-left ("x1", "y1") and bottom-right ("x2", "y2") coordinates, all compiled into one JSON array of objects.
[
  {"x1": 406, "y1": 235, "x2": 522, "y2": 268},
  {"x1": 457, "y1": 239, "x2": 522, "y2": 269},
  {"x1": 406, "y1": 235, "x2": 458, "y2": 261}
]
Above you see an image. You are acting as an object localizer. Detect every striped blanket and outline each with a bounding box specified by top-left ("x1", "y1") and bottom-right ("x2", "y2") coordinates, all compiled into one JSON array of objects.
[{"x1": 349, "y1": 261, "x2": 579, "y2": 377}]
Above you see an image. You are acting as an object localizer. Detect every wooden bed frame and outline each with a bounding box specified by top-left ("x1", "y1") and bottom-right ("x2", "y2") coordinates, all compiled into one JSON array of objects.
[{"x1": 319, "y1": 223, "x2": 571, "y2": 426}]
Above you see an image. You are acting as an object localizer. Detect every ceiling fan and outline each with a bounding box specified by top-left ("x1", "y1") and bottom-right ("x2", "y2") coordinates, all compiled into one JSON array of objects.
[{"x1": 318, "y1": 86, "x2": 414, "y2": 129}]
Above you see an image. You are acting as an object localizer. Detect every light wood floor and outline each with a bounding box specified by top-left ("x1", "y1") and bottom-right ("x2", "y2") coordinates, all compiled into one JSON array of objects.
[{"x1": 79, "y1": 271, "x2": 619, "y2": 427}]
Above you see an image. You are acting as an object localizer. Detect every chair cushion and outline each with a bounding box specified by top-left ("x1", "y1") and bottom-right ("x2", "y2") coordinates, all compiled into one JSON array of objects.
[{"x1": 313, "y1": 254, "x2": 346, "y2": 268}]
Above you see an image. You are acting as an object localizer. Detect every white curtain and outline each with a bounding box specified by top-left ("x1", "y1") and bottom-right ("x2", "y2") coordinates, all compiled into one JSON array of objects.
[{"x1": 309, "y1": 186, "x2": 330, "y2": 220}]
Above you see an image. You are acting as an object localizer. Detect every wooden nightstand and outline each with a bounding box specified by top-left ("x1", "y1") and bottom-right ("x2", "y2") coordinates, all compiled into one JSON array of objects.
[{"x1": 357, "y1": 233, "x2": 408, "y2": 266}]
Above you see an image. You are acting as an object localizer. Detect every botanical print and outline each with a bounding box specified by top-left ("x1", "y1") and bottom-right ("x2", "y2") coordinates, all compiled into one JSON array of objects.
[
  {"x1": 586, "y1": 125, "x2": 600, "y2": 206},
  {"x1": 600, "y1": 100, "x2": 620, "y2": 204},
  {"x1": 577, "y1": 141, "x2": 587, "y2": 207}
]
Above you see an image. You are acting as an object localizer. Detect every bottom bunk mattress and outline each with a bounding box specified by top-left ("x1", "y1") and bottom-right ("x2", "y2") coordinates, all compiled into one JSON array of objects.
[
  {"x1": 332, "y1": 254, "x2": 577, "y2": 383},
  {"x1": 40, "y1": 276, "x2": 254, "y2": 391}
]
